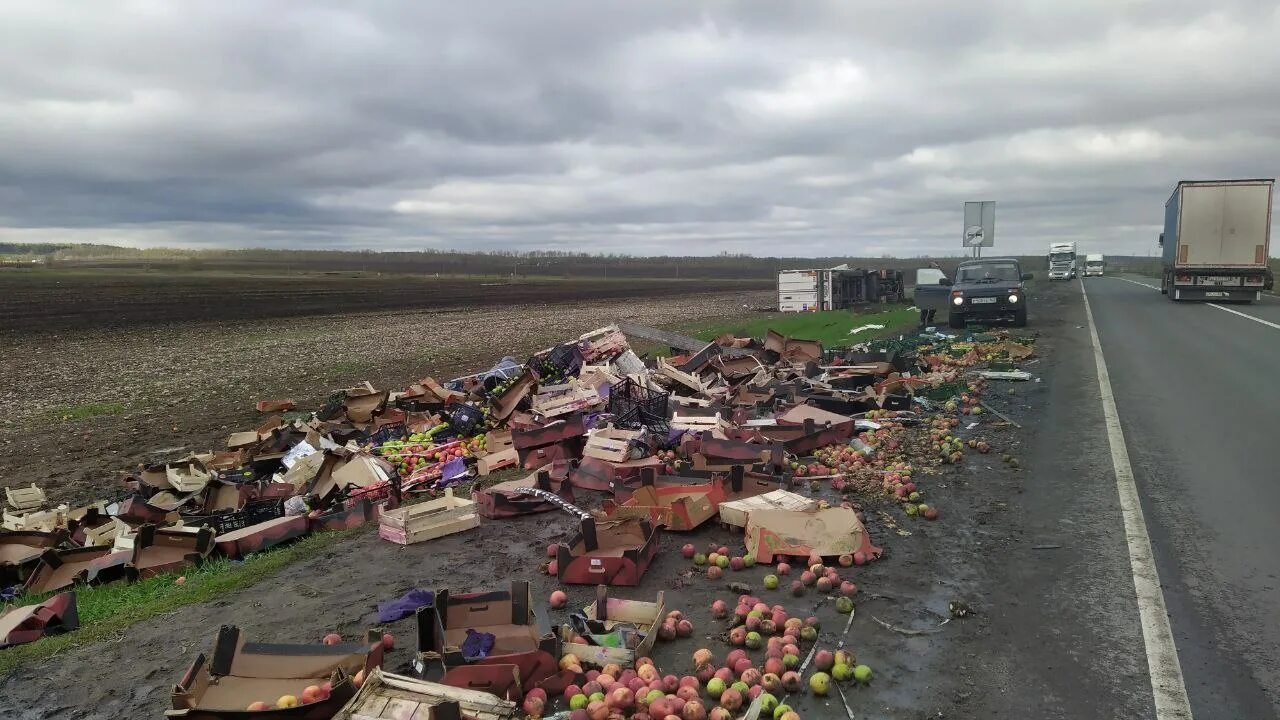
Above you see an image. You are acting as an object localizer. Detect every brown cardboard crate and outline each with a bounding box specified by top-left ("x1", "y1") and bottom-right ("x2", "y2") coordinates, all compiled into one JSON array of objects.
[
  {"x1": 717, "y1": 489, "x2": 819, "y2": 528},
  {"x1": 557, "y1": 586, "x2": 664, "y2": 669}
]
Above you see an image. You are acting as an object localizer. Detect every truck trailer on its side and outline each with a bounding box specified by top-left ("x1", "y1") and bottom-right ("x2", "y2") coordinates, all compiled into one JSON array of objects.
[
  {"x1": 1083, "y1": 254, "x2": 1105, "y2": 277},
  {"x1": 1160, "y1": 179, "x2": 1273, "y2": 302}
]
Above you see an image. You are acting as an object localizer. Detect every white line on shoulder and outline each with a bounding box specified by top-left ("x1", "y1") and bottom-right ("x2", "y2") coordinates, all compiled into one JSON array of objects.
[{"x1": 1079, "y1": 279, "x2": 1194, "y2": 719}]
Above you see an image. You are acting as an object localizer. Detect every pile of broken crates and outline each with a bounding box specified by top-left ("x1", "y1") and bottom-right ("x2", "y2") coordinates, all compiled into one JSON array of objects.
[{"x1": 2, "y1": 320, "x2": 986, "y2": 719}]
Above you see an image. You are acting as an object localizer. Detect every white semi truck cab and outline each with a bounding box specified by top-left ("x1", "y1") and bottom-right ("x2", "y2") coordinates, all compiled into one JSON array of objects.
[
  {"x1": 1083, "y1": 254, "x2": 1105, "y2": 277},
  {"x1": 1048, "y1": 242, "x2": 1077, "y2": 280}
]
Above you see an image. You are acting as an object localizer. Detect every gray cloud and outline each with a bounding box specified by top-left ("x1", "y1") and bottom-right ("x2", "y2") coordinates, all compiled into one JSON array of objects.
[{"x1": 1, "y1": 0, "x2": 1278, "y2": 257}]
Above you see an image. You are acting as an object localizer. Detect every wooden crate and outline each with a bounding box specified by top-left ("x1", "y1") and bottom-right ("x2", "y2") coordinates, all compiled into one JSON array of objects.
[
  {"x1": 583, "y1": 426, "x2": 642, "y2": 463},
  {"x1": 335, "y1": 668, "x2": 518, "y2": 720},
  {"x1": 5, "y1": 484, "x2": 45, "y2": 512},
  {"x1": 378, "y1": 489, "x2": 480, "y2": 545},
  {"x1": 557, "y1": 586, "x2": 664, "y2": 669},
  {"x1": 717, "y1": 489, "x2": 819, "y2": 528}
]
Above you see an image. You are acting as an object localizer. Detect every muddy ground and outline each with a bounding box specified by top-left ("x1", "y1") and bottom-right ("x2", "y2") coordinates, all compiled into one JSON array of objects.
[{"x1": 0, "y1": 286, "x2": 771, "y2": 507}]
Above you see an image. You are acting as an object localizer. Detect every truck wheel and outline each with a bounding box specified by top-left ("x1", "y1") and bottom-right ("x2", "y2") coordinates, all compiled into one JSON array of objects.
[
  {"x1": 1012, "y1": 308, "x2": 1027, "y2": 327},
  {"x1": 1160, "y1": 273, "x2": 1168, "y2": 295},
  {"x1": 948, "y1": 313, "x2": 966, "y2": 329}
]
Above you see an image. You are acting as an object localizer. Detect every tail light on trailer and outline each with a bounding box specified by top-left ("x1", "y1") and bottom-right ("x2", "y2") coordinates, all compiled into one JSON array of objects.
[
  {"x1": 1244, "y1": 276, "x2": 1264, "y2": 286},
  {"x1": 1175, "y1": 275, "x2": 1192, "y2": 284}
]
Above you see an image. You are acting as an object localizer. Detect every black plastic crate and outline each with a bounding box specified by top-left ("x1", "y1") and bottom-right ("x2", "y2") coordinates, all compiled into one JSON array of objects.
[
  {"x1": 368, "y1": 423, "x2": 408, "y2": 446},
  {"x1": 527, "y1": 343, "x2": 582, "y2": 382},
  {"x1": 608, "y1": 377, "x2": 669, "y2": 419},
  {"x1": 447, "y1": 404, "x2": 485, "y2": 437},
  {"x1": 182, "y1": 498, "x2": 284, "y2": 535}
]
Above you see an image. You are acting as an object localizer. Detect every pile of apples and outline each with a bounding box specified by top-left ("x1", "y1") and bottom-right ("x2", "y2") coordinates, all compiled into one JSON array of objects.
[
  {"x1": 685, "y1": 543, "x2": 756, "y2": 581},
  {"x1": 556, "y1": 656, "x2": 801, "y2": 720},
  {"x1": 244, "y1": 682, "x2": 332, "y2": 711}
]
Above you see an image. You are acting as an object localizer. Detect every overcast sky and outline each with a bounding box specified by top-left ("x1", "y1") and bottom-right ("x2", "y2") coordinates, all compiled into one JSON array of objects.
[{"x1": 2, "y1": 1, "x2": 1278, "y2": 257}]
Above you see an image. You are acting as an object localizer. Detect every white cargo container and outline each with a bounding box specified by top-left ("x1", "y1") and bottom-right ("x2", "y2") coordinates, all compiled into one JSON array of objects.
[
  {"x1": 1160, "y1": 179, "x2": 1273, "y2": 302},
  {"x1": 778, "y1": 269, "x2": 828, "y2": 312}
]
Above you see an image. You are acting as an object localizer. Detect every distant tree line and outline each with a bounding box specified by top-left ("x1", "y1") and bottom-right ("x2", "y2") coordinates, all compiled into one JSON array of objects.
[{"x1": 2, "y1": 242, "x2": 1268, "y2": 280}]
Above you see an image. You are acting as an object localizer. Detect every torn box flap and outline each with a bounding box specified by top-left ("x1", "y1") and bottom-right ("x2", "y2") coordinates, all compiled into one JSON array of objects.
[
  {"x1": 255, "y1": 414, "x2": 285, "y2": 441},
  {"x1": 314, "y1": 453, "x2": 392, "y2": 499},
  {"x1": 776, "y1": 404, "x2": 855, "y2": 428},
  {"x1": 344, "y1": 385, "x2": 389, "y2": 424}
]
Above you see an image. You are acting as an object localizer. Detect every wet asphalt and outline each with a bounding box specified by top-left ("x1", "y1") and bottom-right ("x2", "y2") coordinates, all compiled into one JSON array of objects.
[{"x1": 1084, "y1": 276, "x2": 1280, "y2": 719}]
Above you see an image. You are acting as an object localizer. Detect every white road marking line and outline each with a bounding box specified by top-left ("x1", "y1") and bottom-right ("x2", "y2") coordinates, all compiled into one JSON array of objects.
[
  {"x1": 1103, "y1": 275, "x2": 1280, "y2": 329},
  {"x1": 1206, "y1": 302, "x2": 1280, "y2": 330},
  {"x1": 1108, "y1": 276, "x2": 1160, "y2": 290},
  {"x1": 1079, "y1": 280, "x2": 1194, "y2": 720}
]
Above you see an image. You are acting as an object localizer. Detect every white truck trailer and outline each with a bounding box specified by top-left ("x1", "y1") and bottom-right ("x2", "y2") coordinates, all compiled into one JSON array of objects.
[{"x1": 1159, "y1": 179, "x2": 1273, "y2": 302}]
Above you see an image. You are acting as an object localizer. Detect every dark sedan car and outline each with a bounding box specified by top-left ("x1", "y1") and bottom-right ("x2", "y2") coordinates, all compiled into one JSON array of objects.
[{"x1": 945, "y1": 258, "x2": 1033, "y2": 328}]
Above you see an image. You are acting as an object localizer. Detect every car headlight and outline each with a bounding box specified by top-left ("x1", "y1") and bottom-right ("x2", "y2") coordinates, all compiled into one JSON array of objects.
[
  {"x1": 952, "y1": 295, "x2": 964, "y2": 306},
  {"x1": 1008, "y1": 294, "x2": 1019, "y2": 303}
]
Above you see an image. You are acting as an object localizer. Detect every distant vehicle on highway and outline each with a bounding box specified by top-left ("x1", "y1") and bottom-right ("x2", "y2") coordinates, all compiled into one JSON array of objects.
[
  {"x1": 943, "y1": 258, "x2": 1033, "y2": 328},
  {"x1": 1048, "y1": 242, "x2": 1077, "y2": 280},
  {"x1": 1159, "y1": 178, "x2": 1273, "y2": 303},
  {"x1": 1084, "y1": 254, "x2": 1105, "y2": 277}
]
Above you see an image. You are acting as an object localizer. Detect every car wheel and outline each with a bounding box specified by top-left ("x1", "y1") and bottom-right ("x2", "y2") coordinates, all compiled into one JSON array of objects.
[
  {"x1": 948, "y1": 313, "x2": 966, "y2": 329},
  {"x1": 1013, "y1": 307, "x2": 1027, "y2": 327}
]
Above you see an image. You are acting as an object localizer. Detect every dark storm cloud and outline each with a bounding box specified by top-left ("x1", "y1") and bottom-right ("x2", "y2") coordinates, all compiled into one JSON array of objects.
[{"x1": 1, "y1": 0, "x2": 1278, "y2": 256}]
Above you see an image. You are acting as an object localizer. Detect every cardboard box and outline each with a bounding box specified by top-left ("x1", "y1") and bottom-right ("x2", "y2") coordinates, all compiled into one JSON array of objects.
[
  {"x1": 477, "y1": 448, "x2": 518, "y2": 476},
  {"x1": 213, "y1": 515, "x2": 309, "y2": 559},
  {"x1": 717, "y1": 489, "x2": 820, "y2": 529},
  {"x1": 556, "y1": 586, "x2": 664, "y2": 669},
  {"x1": 743, "y1": 506, "x2": 882, "y2": 563},
  {"x1": 344, "y1": 382, "x2": 390, "y2": 425},
  {"x1": 168, "y1": 625, "x2": 382, "y2": 720},
  {"x1": 414, "y1": 581, "x2": 559, "y2": 700},
  {"x1": 378, "y1": 489, "x2": 480, "y2": 545},
  {"x1": 474, "y1": 466, "x2": 576, "y2": 519},
  {"x1": 334, "y1": 668, "x2": 518, "y2": 720},
  {"x1": 571, "y1": 455, "x2": 663, "y2": 494},
  {"x1": 555, "y1": 518, "x2": 661, "y2": 586},
  {"x1": 23, "y1": 545, "x2": 131, "y2": 593},
  {"x1": 490, "y1": 370, "x2": 536, "y2": 421},
  {"x1": 127, "y1": 524, "x2": 216, "y2": 581},
  {"x1": 0, "y1": 529, "x2": 68, "y2": 586},
  {"x1": 0, "y1": 591, "x2": 78, "y2": 650}
]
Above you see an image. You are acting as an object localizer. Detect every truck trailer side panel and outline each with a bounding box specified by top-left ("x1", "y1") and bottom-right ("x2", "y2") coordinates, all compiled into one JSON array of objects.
[
  {"x1": 1162, "y1": 179, "x2": 1273, "y2": 302},
  {"x1": 1178, "y1": 183, "x2": 1270, "y2": 266}
]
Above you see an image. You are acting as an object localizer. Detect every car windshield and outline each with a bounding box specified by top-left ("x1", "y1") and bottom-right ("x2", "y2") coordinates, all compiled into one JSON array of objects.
[{"x1": 957, "y1": 262, "x2": 1020, "y2": 283}]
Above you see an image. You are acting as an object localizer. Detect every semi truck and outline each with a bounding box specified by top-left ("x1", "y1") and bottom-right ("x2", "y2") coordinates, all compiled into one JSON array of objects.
[
  {"x1": 1048, "y1": 242, "x2": 1077, "y2": 280},
  {"x1": 1159, "y1": 179, "x2": 1273, "y2": 302},
  {"x1": 1083, "y1": 254, "x2": 1105, "y2": 276}
]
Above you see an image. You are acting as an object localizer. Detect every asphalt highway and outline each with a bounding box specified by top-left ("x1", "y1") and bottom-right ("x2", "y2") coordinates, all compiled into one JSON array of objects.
[{"x1": 1085, "y1": 275, "x2": 1280, "y2": 718}]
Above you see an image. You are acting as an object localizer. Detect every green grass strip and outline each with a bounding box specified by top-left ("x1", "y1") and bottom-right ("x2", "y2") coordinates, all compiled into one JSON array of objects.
[{"x1": 0, "y1": 528, "x2": 357, "y2": 674}]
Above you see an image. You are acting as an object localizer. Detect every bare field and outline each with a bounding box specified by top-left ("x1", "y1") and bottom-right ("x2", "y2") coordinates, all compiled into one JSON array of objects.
[
  {"x1": 0, "y1": 269, "x2": 772, "y2": 332},
  {"x1": 0, "y1": 286, "x2": 772, "y2": 505}
]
